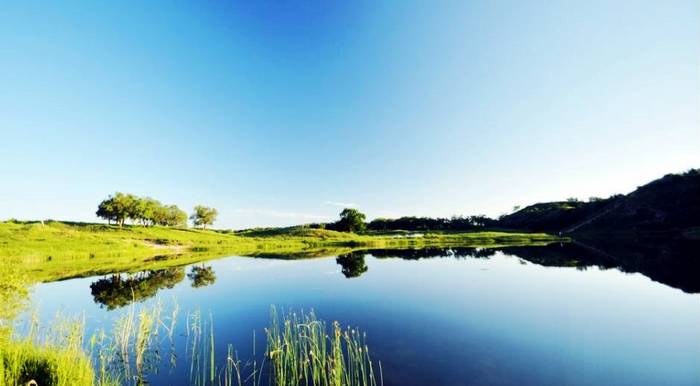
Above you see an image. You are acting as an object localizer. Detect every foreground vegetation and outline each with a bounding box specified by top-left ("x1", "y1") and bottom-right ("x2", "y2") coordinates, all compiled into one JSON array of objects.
[{"x1": 0, "y1": 303, "x2": 380, "y2": 386}]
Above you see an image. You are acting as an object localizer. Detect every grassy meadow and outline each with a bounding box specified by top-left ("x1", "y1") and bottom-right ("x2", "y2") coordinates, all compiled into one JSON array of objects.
[{"x1": 0, "y1": 220, "x2": 562, "y2": 283}]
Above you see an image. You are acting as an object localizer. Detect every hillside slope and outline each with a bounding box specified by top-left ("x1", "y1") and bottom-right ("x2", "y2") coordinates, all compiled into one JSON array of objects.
[
  {"x1": 498, "y1": 169, "x2": 699, "y2": 233},
  {"x1": 575, "y1": 169, "x2": 700, "y2": 232}
]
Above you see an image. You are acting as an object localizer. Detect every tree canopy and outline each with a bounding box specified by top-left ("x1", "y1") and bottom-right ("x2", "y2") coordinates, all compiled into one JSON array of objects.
[
  {"x1": 96, "y1": 192, "x2": 187, "y2": 227},
  {"x1": 190, "y1": 205, "x2": 218, "y2": 229},
  {"x1": 366, "y1": 215, "x2": 496, "y2": 232},
  {"x1": 333, "y1": 208, "x2": 367, "y2": 233}
]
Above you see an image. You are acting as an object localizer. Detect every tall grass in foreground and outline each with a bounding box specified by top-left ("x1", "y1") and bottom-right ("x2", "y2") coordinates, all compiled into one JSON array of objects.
[
  {"x1": 0, "y1": 314, "x2": 98, "y2": 386},
  {"x1": 1, "y1": 302, "x2": 381, "y2": 386},
  {"x1": 266, "y1": 307, "x2": 381, "y2": 386},
  {"x1": 186, "y1": 307, "x2": 382, "y2": 386}
]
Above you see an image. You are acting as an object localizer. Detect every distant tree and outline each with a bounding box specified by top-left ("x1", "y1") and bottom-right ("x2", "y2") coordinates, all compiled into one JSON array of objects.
[
  {"x1": 335, "y1": 208, "x2": 366, "y2": 233},
  {"x1": 588, "y1": 196, "x2": 604, "y2": 202},
  {"x1": 138, "y1": 197, "x2": 161, "y2": 225},
  {"x1": 151, "y1": 202, "x2": 169, "y2": 226},
  {"x1": 124, "y1": 194, "x2": 144, "y2": 225},
  {"x1": 512, "y1": 205, "x2": 521, "y2": 213},
  {"x1": 164, "y1": 205, "x2": 187, "y2": 227},
  {"x1": 97, "y1": 193, "x2": 187, "y2": 227},
  {"x1": 190, "y1": 205, "x2": 218, "y2": 229},
  {"x1": 365, "y1": 214, "x2": 497, "y2": 232},
  {"x1": 566, "y1": 197, "x2": 580, "y2": 203}
]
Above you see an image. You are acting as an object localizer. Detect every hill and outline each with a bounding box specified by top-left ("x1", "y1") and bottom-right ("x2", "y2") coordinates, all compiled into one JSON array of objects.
[{"x1": 498, "y1": 169, "x2": 700, "y2": 234}]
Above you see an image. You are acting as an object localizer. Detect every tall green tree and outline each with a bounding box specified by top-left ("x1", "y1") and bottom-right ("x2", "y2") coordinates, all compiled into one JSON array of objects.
[
  {"x1": 336, "y1": 208, "x2": 366, "y2": 233},
  {"x1": 190, "y1": 205, "x2": 218, "y2": 229},
  {"x1": 96, "y1": 192, "x2": 132, "y2": 227},
  {"x1": 124, "y1": 193, "x2": 144, "y2": 225},
  {"x1": 164, "y1": 205, "x2": 187, "y2": 227},
  {"x1": 97, "y1": 193, "x2": 187, "y2": 227}
]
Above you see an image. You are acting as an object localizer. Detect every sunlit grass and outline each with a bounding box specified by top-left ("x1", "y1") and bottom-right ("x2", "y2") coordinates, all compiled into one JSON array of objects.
[
  {"x1": 0, "y1": 314, "x2": 100, "y2": 386},
  {"x1": 1, "y1": 302, "x2": 381, "y2": 386},
  {"x1": 0, "y1": 220, "x2": 562, "y2": 284}
]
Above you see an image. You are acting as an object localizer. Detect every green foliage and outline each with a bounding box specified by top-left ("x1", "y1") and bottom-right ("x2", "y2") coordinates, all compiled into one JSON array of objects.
[
  {"x1": 96, "y1": 192, "x2": 132, "y2": 227},
  {"x1": 190, "y1": 206, "x2": 218, "y2": 229},
  {"x1": 334, "y1": 209, "x2": 367, "y2": 233},
  {"x1": 498, "y1": 168, "x2": 700, "y2": 233},
  {"x1": 367, "y1": 214, "x2": 496, "y2": 232},
  {"x1": 96, "y1": 192, "x2": 187, "y2": 227},
  {"x1": 265, "y1": 307, "x2": 381, "y2": 386},
  {"x1": 0, "y1": 267, "x2": 28, "y2": 338},
  {"x1": 0, "y1": 318, "x2": 96, "y2": 386}
]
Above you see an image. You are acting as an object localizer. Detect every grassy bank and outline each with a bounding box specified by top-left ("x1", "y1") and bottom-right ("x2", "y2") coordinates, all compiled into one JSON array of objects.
[{"x1": 0, "y1": 220, "x2": 562, "y2": 283}]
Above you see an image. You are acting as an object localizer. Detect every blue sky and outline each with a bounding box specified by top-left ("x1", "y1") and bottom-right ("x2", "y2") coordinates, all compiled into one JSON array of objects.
[{"x1": 1, "y1": 1, "x2": 698, "y2": 229}]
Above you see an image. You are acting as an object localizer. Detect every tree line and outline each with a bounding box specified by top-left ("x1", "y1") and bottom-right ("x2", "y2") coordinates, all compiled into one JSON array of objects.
[
  {"x1": 317, "y1": 209, "x2": 497, "y2": 233},
  {"x1": 96, "y1": 192, "x2": 217, "y2": 228},
  {"x1": 366, "y1": 215, "x2": 497, "y2": 232}
]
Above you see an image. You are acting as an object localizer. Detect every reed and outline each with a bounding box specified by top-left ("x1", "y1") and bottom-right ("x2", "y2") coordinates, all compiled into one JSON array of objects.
[
  {"x1": 1, "y1": 302, "x2": 382, "y2": 386},
  {"x1": 265, "y1": 307, "x2": 381, "y2": 386},
  {"x1": 0, "y1": 314, "x2": 98, "y2": 386}
]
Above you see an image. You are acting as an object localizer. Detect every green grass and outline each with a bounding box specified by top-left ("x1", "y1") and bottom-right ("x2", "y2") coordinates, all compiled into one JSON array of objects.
[
  {"x1": 0, "y1": 315, "x2": 100, "y2": 386},
  {"x1": 0, "y1": 220, "x2": 563, "y2": 284},
  {"x1": 2, "y1": 302, "x2": 379, "y2": 386},
  {"x1": 265, "y1": 307, "x2": 380, "y2": 386},
  {"x1": 0, "y1": 339, "x2": 96, "y2": 386}
]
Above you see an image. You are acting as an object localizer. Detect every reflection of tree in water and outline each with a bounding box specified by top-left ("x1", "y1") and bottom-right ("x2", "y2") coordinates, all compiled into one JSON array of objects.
[
  {"x1": 187, "y1": 265, "x2": 217, "y2": 288},
  {"x1": 335, "y1": 248, "x2": 497, "y2": 278},
  {"x1": 90, "y1": 268, "x2": 185, "y2": 310},
  {"x1": 336, "y1": 251, "x2": 368, "y2": 278}
]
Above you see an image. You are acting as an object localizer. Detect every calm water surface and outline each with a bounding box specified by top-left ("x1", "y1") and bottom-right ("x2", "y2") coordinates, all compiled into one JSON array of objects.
[{"x1": 27, "y1": 244, "x2": 700, "y2": 386}]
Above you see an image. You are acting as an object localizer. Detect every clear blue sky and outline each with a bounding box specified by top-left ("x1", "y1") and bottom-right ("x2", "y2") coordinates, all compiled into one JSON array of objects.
[{"x1": 1, "y1": 1, "x2": 698, "y2": 229}]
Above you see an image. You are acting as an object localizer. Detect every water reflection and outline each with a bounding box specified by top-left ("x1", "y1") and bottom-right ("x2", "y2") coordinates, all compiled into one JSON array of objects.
[
  {"x1": 90, "y1": 268, "x2": 185, "y2": 310},
  {"x1": 23, "y1": 238, "x2": 700, "y2": 386},
  {"x1": 86, "y1": 236, "x2": 700, "y2": 312},
  {"x1": 336, "y1": 251, "x2": 368, "y2": 278},
  {"x1": 187, "y1": 265, "x2": 217, "y2": 288},
  {"x1": 340, "y1": 237, "x2": 700, "y2": 293},
  {"x1": 367, "y1": 246, "x2": 496, "y2": 260},
  {"x1": 499, "y1": 236, "x2": 700, "y2": 293}
]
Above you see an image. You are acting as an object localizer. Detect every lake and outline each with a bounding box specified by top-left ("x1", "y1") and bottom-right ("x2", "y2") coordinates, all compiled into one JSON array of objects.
[{"x1": 24, "y1": 242, "x2": 700, "y2": 385}]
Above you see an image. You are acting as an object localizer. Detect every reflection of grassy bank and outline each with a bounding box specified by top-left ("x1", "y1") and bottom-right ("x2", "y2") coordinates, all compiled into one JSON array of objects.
[{"x1": 1, "y1": 221, "x2": 562, "y2": 283}]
